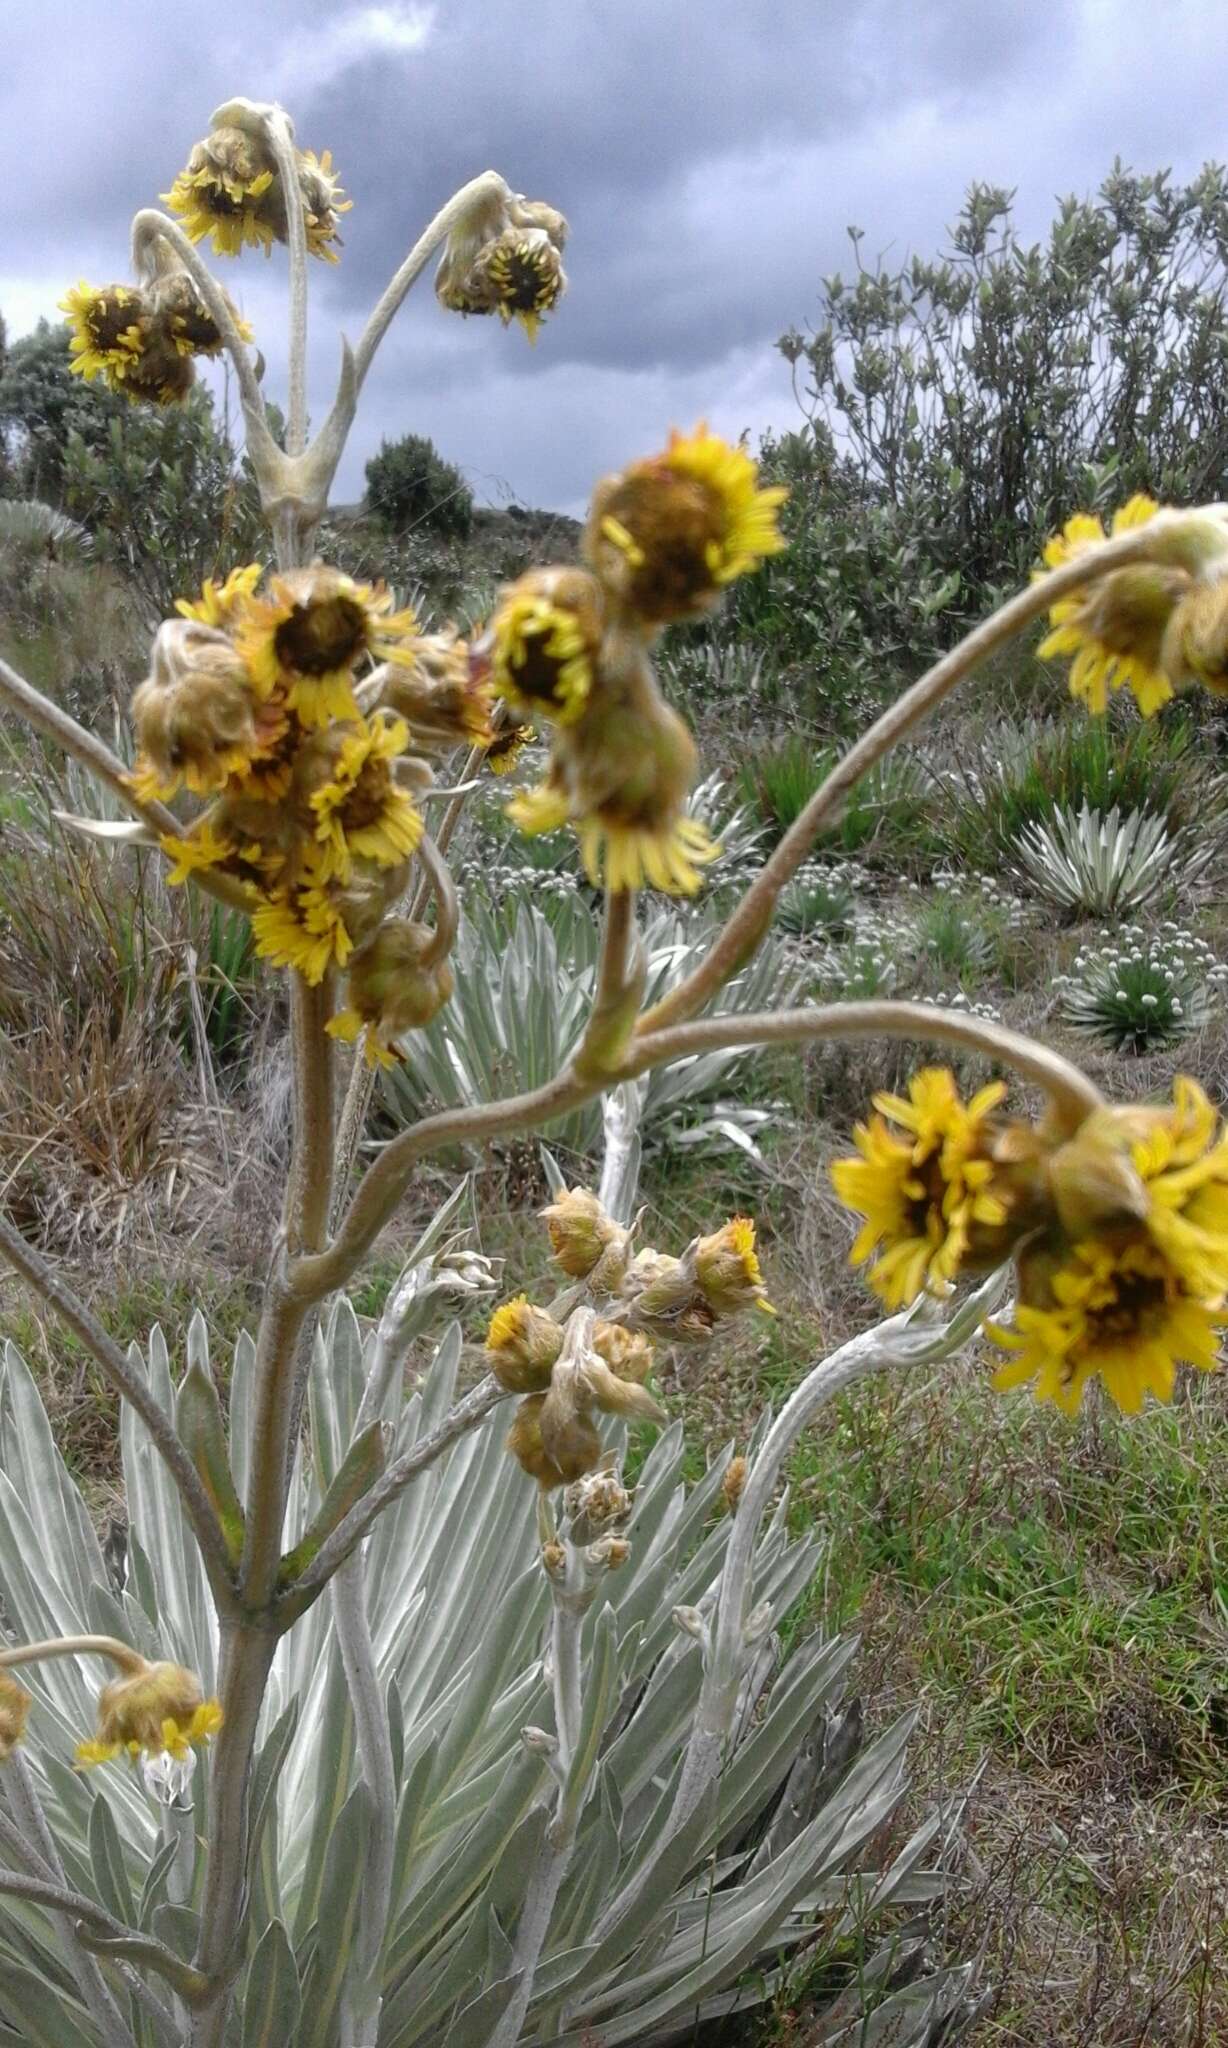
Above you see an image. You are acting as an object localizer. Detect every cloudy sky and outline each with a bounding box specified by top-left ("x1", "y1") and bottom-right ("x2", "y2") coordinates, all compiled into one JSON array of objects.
[{"x1": 4, "y1": 0, "x2": 1228, "y2": 513}]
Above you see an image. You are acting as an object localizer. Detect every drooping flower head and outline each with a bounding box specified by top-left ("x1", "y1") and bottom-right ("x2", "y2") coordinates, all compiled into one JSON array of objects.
[
  {"x1": 989, "y1": 1074, "x2": 1228, "y2": 1414},
  {"x1": 509, "y1": 647, "x2": 719, "y2": 894},
  {"x1": 584, "y1": 425, "x2": 787, "y2": 626},
  {"x1": 831, "y1": 1068, "x2": 1021, "y2": 1309},
  {"x1": 163, "y1": 109, "x2": 350, "y2": 261},
  {"x1": 248, "y1": 856, "x2": 359, "y2": 984},
  {"x1": 295, "y1": 711, "x2": 423, "y2": 881},
  {"x1": 504, "y1": 1313, "x2": 664, "y2": 1489},
  {"x1": 436, "y1": 186, "x2": 567, "y2": 338},
  {"x1": 488, "y1": 567, "x2": 605, "y2": 726},
  {"x1": 235, "y1": 566, "x2": 418, "y2": 727},
  {"x1": 325, "y1": 918, "x2": 454, "y2": 1066},
  {"x1": 60, "y1": 282, "x2": 144, "y2": 384},
  {"x1": 375, "y1": 629, "x2": 494, "y2": 753},
  {"x1": 1161, "y1": 579, "x2": 1228, "y2": 698},
  {"x1": 1036, "y1": 497, "x2": 1188, "y2": 717},
  {"x1": 76, "y1": 1659, "x2": 222, "y2": 1768}
]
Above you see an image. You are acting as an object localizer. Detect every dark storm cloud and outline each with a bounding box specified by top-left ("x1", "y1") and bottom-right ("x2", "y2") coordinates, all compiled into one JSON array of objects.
[{"x1": 5, "y1": 1, "x2": 1228, "y2": 511}]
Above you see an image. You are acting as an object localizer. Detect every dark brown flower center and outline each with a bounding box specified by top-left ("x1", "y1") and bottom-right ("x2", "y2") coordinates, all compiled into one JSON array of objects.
[
  {"x1": 340, "y1": 760, "x2": 392, "y2": 831},
  {"x1": 276, "y1": 596, "x2": 368, "y2": 675}
]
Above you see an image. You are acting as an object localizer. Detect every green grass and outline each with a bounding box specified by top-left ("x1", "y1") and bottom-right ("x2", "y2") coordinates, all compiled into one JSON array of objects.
[{"x1": 736, "y1": 737, "x2": 942, "y2": 869}]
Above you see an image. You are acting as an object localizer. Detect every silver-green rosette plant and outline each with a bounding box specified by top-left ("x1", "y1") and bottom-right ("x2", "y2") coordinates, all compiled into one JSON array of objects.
[{"x1": 4, "y1": 91, "x2": 1228, "y2": 2048}]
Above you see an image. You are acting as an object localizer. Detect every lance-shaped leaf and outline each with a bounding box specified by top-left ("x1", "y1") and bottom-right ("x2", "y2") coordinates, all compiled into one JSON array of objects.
[
  {"x1": 176, "y1": 1355, "x2": 245, "y2": 1565},
  {"x1": 278, "y1": 1421, "x2": 387, "y2": 1585}
]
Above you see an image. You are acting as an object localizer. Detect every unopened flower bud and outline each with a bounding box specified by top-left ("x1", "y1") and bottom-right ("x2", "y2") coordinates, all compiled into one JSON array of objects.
[
  {"x1": 564, "y1": 1468, "x2": 631, "y2": 1544},
  {"x1": 486, "y1": 1297, "x2": 566, "y2": 1392},
  {"x1": 591, "y1": 1320, "x2": 654, "y2": 1384},
  {"x1": 592, "y1": 1536, "x2": 631, "y2": 1571},
  {"x1": 620, "y1": 1248, "x2": 717, "y2": 1344},
  {"x1": 325, "y1": 917, "x2": 452, "y2": 1068},
  {"x1": 506, "y1": 1392, "x2": 601, "y2": 1489},
  {"x1": 0, "y1": 1674, "x2": 31, "y2": 1759},
  {"x1": 721, "y1": 1456, "x2": 748, "y2": 1514},
  {"x1": 540, "y1": 1540, "x2": 566, "y2": 1578},
  {"x1": 540, "y1": 1186, "x2": 629, "y2": 1286},
  {"x1": 694, "y1": 1217, "x2": 774, "y2": 1317},
  {"x1": 1162, "y1": 579, "x2": 1228, "y2": 697},
  {"x1": 375, "y1": 629, "x2": 493, "y2": 751},
  {"x1": 673, "y1": 1605, "x2": 706, "y2": 1640}
]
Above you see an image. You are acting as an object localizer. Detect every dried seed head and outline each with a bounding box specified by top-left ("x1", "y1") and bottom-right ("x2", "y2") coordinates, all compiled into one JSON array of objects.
[
  {"x1": 129, "y1": 618, "x2": 267, "y2": 800},
  {"x1": 506, "y1": 1392, "x2": 600, "y2": 1489},
  {"x1": 375, "y1": 629, "x2": 494, "y2": 751},
  {"x1": 564, "y1": 1467, "x2": 632, "y2": 1539}
]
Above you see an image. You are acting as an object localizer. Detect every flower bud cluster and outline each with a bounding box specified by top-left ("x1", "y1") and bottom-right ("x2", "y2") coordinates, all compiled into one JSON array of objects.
[
  {"x1": 61, "y1": 262, "x2": 253, "y2": 405},
  {"x1": 492, "y1": 1193, "x2": 773, "y2": 1488}
]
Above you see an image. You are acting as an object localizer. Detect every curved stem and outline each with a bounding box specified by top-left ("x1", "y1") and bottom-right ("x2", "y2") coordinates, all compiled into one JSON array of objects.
[
  {"x1": 265, "y1": 112, "x2": 309, "y2": 458},
  {"x1": 129, "y1": 210, "x2": 267, "y2": 434},
  {"x1": 290, "y1": 997, "x2": 1099, "y2": 1305},
  {"x1": 0, "y1": 1634, "x2": 144, "y2": 1677},
  {"x1": 413, "y1": 831, "x2": 458, "y2": 969},
  {"x1": 351, "y1": 171, "x2": 510, "y2": 395},
  {"x1": 637, "y1": 516, "x2": 1197, "y2": 1035},
  {"x1": 0, "y1": 652, "x2": 251, "y2": 914},
  {"x1": 0, "y1": 1213, "x2": 239, "y2": 1606},
  {"x1": 0, "y1": 1866, "x2": 206, "y2": 1997},
  {"x1": 626, "y1": 1000, "x2": 1104, "y2": 1126}
]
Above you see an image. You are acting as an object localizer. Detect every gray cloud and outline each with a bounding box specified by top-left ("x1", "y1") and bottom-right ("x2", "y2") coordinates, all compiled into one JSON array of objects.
[{"x1": 4, "y1": 0, "x2": 1228, "y2": 512}]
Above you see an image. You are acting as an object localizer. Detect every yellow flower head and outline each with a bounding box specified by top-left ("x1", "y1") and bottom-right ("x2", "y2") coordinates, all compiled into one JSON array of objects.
[
  {"x1": 540, "y1": 1187, "x2": 629, "y2": 1287},
  {"x1": 831, "y1": 1069, "x2": 1016, "y2": 1309},
  {"x1": 584, "y1": 425, "x2": 788, "y2": 626},
  {"x1": 375, "y1": 629, "x2": 494, "y2": 752},
  {"x1": 159, "y1": 820, "x2": 238, "y2": 886},
  {"x1": 250, "y1": 858, "x2": 356, "y2": 984},
  {"x1": 60, "y1": 281, "x2": 144, "y2": 384},
  {"x1": 163, "y1": 123, "x2": 280, "y2": 256},
  {"x1": 694, "y1": 1216, "x2": 774, "y2": 1317},
  {"x1": 128, "y1": 618, "x2": 274, "y2": 801},
  {"x1": 990, "y1": 1235, "x2": 1223, "y2": 1416},
  {"x1": 92, "y1": 313, "x2": 197, "y2": 407},
  {"x1": 0, "y1": 1674, "x2": 31, "y2": 1760},
  {"x1": 484, "y1": 719, "x2": 536, "y2": 776},
  {"x1": 145, "y1": 268, "x2": 254, "y2": 358},
  {"x1": 299, "y1": 711, "x2": 423, "y2": 881},
  {"x1": 490, "y1": 567, "x2": 605, "y2": 726},
  {"x1": 236, "y1": 566, "x2": 418, "y2": 727},
  {"x1": 436, "y1": 189, "x2": 567, "y2": 334},
  {"x1": 471, "y1": 229, "x2": 566, "y2": 341},
  {"x1": 175, "y1": 562, "x2": 265, "y2": 629},
  {"x1": 75, "y1": 1659, "x2": 222, "y2": 1767},
  {"x1": 485, "y1": 1295, "x2": 566, "y2": 1393},
  {"x1": 325, "y1": 917, "x2": 453, "y2": 1065},
  {"x1": 1161, "y1": 579, "x2": 1228, "y2": 699},
  {"x1": 1036, "y1": 496, "x2": 1189, "y2": 717}
]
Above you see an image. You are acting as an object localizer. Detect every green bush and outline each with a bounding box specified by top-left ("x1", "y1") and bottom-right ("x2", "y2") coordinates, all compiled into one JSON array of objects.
[
  {"x1": 364, "y1": 430, "x2": 474, "y2": 538},
  {"x1": 738, "y1": 733, "x2": 941, "y2": 868}
]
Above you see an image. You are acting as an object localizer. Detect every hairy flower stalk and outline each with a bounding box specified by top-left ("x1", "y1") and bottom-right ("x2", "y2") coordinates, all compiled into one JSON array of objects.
[{"x1": 2, "y1": 87, "x2": 1227, "y2": 2048}]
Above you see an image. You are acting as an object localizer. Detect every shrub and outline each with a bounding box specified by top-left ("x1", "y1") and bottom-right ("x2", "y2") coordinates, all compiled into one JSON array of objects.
[
  {"x1": 365, "y1": 431, "x2": 474, "y2": 539},
  {"x1": 1055, "y1": 923, "x2": 1227, "y2": 1051},
  {"x1": 1012, "y1": 802, "x2": 1208, "y2": 918}
]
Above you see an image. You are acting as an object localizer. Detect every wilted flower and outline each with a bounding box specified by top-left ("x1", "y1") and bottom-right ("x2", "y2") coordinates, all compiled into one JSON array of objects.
[
  {"x1": 564, "y1": 1467, "x2": 632, "y2": 1545},
  {"x1": 489, "y1": 567, "x2": 605, "y2": 725},
  {"x1": 620, "y1": 1223, "x2": 771, "y2": 1341},
  {"x1": 375, "y1": 629, "x2": 493, "y2": 752},
  {"x1": 128, "y1": 617, "x2": 282, "y2": 802},
  {"x1": 584, "y1": 425, "x2": 787, "y2": 626},
  {"x1": 483, "y1": 718, "x2": 536, "y2": 775},
  {"x1": 505, "y1": 1311, "x2": 665, "y2": 1487},
  {"x1": 506, "y1": 1393, "x2": 601, "y2": 1488},
  {"x1": 540, "y1": 1186, "x2": 630, "y2": 1289},
  {"x1": 0, "y1": 1674, "x2": 31, "y2": 1760},
  {"x1": 236, "y1": 566, "x2": 418, "y2": 728},
  {"x1": 325, "y1": 918, "x2": 453, "y2": 1066},
  {"x1": 75, "y1": 1658, "x2": 222, "y2": 1768}
]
